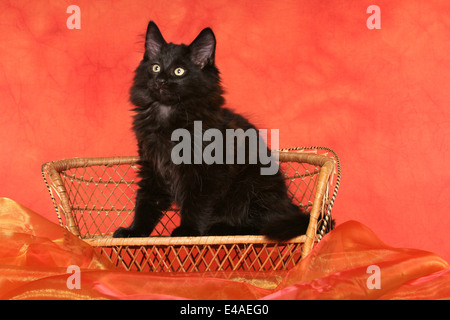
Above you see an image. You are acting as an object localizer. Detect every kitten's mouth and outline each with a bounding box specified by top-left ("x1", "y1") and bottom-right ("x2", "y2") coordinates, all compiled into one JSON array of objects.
[
  {"x1": 150, "y1": 86, "x2": 165, "y2": 98},
  {"x1": 151, "y1": 88, "x2": 173, "y2": 103}
]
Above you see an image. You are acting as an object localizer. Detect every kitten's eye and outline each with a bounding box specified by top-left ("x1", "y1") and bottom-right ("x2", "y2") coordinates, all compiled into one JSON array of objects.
[
  {"x1": 174, "y1": 67, "x2": 185, "y2": 76},
  {"x1": 152, "y1": 64, "x2": 161, "y2": 73}
]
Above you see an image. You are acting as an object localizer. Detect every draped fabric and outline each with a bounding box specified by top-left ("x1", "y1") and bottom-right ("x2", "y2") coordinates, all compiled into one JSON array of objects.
[{"x1": 1, "y1": 198, "x2": 448, "y2": 300}]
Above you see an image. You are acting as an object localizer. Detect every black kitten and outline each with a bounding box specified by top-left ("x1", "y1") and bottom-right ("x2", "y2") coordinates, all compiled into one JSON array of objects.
[{"x1": 113, "y1": 21, "x2": 310, "y2": 241}]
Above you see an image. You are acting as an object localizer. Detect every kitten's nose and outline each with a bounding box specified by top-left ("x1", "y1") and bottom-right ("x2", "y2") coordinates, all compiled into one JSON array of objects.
[{"x1": 156, "y1": 78, "x2": 167, "y2": 89}]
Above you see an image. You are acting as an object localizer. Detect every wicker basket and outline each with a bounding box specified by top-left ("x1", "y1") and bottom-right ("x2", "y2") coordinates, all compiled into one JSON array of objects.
[{"x1": 41, "y1": 147, "x2": 340, "y2": 274}]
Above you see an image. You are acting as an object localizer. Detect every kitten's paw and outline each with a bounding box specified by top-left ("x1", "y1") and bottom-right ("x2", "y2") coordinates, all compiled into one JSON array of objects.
[
  {"x1": 112, "y1": 227, "x2": 149, "y2": 238},
  {"x1": 171, "y1": 226, "x2": 199, "y2": 237}
]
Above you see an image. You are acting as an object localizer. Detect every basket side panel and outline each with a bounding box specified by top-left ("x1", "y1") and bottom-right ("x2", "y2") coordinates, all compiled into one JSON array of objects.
[
  {"x1": 60, "y1": 164, "x2": 138, "y2": 237},
  {"x1": 96, "y1": 242, "x2": 303, "y2": 273},
  {"x1": 57, "y1": 163, "x2": 182, "y2": 238},
  {"x1": 280, "y1": 161, "x2": 320, "y2": 214}
]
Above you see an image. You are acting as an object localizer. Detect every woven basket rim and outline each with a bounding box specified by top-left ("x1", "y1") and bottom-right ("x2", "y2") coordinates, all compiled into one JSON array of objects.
[{"x1": 83, "y1": 234, "x2": 311, "y2": 247}]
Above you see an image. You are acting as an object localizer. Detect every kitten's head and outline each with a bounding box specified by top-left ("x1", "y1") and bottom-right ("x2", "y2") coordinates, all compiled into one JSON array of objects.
[{"x1": 131, "y1": 21, "x2": 223, "y2": 107}]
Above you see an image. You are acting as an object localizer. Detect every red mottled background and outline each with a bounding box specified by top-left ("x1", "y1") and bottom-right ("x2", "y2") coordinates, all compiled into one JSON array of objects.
[{"x1": 0, "y1": 1, "x2": 449, "y2": 262}]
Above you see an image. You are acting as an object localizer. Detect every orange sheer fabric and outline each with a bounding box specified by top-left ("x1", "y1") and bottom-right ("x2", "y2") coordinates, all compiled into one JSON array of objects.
[{"x1": 0, "y1": 198, "x2": 448, "y2": 300}]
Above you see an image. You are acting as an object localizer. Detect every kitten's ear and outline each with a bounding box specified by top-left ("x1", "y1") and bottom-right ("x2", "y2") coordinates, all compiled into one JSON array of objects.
[
  {"x1": 189, "y1": 28, "x2": 216, "y2": 68},
  {"x1": 145, "y1": 21, "x2": 166, "y2": 57}
]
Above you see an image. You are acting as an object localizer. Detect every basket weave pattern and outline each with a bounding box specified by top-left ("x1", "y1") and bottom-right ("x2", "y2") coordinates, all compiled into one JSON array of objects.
[{"x1": 42, "y1": 148, "x2": 339, "y2": 273}]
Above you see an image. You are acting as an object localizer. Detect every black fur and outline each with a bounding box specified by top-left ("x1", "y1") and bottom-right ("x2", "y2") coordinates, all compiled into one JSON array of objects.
[{"x1": 113, "y1": 21, "x2": 310, "y2": 241}]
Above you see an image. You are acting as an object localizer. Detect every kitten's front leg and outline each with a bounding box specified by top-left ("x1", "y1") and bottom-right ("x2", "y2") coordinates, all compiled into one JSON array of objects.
[
  {"x1": 171, "y1": 203, "x2": 201, "y2": 237},
  {"x1": 113, "y1": 167, "x2": 171, "y2": 238},
  {"x1": 171, "y1": 197, "x2": 212, "y2": 237},
  {"x1": 170, "y1": 166, "x2": 215, "y2": 237}
]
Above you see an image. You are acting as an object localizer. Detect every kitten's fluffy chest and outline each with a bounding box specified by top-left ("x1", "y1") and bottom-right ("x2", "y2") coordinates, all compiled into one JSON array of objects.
[
  {"x1": 135, "y1": 102, "x2": 174, "y2": 124},
  {"x1": 134, "y1": 102, "x2": 179, "y2": 178},
  {"x1": 156, "y1": 104, "x2": 173, "y2": 121},
  {"x1": 136, "y1": 102, "x2": 176, "y2": 150}
]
